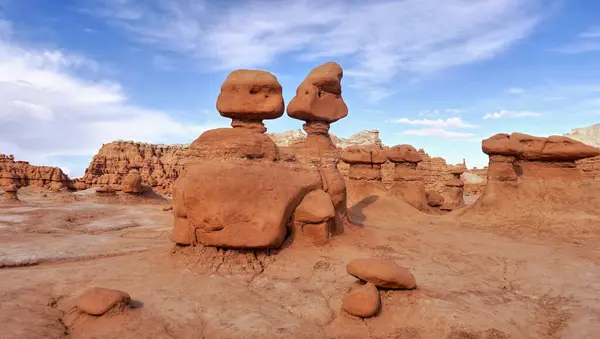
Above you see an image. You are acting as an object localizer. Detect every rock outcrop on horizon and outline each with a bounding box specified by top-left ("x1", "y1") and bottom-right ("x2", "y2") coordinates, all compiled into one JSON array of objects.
[
  {"x1": 81, "y1": 141, "x2": 190, "y2": 194},
  {"x1": 565, "y1": 124, "x2": 600, "y2": 179},
  {"x1": 0, "y1": 154, "x2": 71, "y2": 190}
]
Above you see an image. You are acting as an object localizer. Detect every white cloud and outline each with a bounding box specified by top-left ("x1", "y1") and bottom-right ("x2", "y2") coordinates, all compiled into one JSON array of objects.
[
  {"x1": 554, "y1": 26, "x2": 600, "y2": 54},
  {"x1": 83, "y1": 0, "x2": 545, "y2": 101},
  {"x1": 0, "y1": 23, "x2": 225, "y2": 177},
  {"x1": 483, "y1": 110, "x2": 542, "y2": 119},
  {"x1": 507, "y1": 87, "x2": 525, "y2": 94},
  {"x1": 400, "y1": 128, "x2": 476, "y2": 138},
  {"x1": 389, "y1": 117, "x2": 477, "y2": 128}
]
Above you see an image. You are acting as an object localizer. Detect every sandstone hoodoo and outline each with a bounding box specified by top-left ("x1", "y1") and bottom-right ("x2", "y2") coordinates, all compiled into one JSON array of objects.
[
  {"x1": 441, "y1": 164, "x2": 466, "y2": 211},
  {"x1": 287, "y1": 62, "x2": 351, "y2": 231},
  {"x1": 340, "y1": 146, "x2": 387, "y2": 202},
  {"x1": 122, "y1": 169, "x2": 143, "y2": 194},
  {"x1": 387, "y1": 145, "x2": 427, "y2": 211},
  {"x1": 171, "y1": 68, "x2": 340, "y2": 249},
  {"x1": 462, "y1": 132, "x2": 600, "y2": 242}
]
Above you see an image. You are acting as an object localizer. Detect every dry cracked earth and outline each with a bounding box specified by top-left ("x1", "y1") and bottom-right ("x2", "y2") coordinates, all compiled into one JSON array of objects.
[{"x1": 1, "y1": 187, "x2": 600, "y2": 338}]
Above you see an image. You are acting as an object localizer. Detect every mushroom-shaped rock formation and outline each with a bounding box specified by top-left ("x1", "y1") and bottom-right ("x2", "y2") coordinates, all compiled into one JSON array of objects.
[
  {"x1": 122, "y1": 169, "x2": 143, "y2": 194},
  {"x1": 386, "y1": 145, "x2": 427, "y2": 210},
  {"x1": 172, "y1": 69, "x2": 330, "y2": 249},
  {"x1": 286, "y1": 62, "x2": 351, "y2": 233},
  {"x1": 346, "y1": 258, "x2": 416, "y2": 289},
  {"x1": 341, "y1": 282, "x2": 380, "y2": 318},
  {"x1": 292, "y1": 189, "x2": 335, "y2": 245},
  {"x1": 216, "y1": 69, "x2": 285, "y2": 133},
  {"x1": 0, "y1": 170, "x2": 19, "y2": 202},
  {"x1": 340, "y1": 146, "x2": 387, "y2": 202},
  {"x1": 441, "y1": 164, "x2": 466, "y2": 211},
  {"x1": 76, "y1": 287, "x2": 131, "y2": 316},
  {"x1": 461, "y1": 133, "x2": 600, "y2": 240}
]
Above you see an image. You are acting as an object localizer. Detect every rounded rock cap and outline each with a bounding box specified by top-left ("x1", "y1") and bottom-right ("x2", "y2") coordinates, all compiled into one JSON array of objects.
[
  {"x1": 448, "y1": 164, "x2": 467, "y2": 175},
  {"x1": 216, "y1": 69, "x2": 284, "y2": 120},
  {"x1": 341, "y1": 146, "x2": 387, "y2": 164},
  {"x1": 387, "y1": 145, "x2": 422, "y2": 163},
  {"x1": 287, "y1": 62, "x2": 348, "y2": 123}
]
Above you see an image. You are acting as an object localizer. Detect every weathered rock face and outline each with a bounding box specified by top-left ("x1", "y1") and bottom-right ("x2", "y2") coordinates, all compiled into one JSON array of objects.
[
  {"x1": 81, "y1": 141, "x2": 190, "y2": 194},
  {"x1": 172, "y1": 67, "x2": 343, "y2": 249},
  {"x1": 0, "y1": 170, "x2": 19, "y2": 201},
  {"x1": 0, "y1": 154, "x2": 71, "y2": 190},
  {"x1": 387, "y1": 145, "x2": 427, "y2": 210}
]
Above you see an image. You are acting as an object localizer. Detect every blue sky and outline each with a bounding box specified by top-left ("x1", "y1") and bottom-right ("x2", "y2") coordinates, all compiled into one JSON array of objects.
[{"x1": 1, "y1": 0, "x2": 600, "y2": 177}]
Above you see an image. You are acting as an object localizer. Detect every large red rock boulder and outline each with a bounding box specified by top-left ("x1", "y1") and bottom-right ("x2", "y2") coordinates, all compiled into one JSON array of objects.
[{"x1": 174, "y1": 161, "x2": 321, "y2": 248}]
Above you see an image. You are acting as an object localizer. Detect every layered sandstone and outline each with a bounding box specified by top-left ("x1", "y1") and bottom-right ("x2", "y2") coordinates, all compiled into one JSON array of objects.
[
  {"x1": 340, "y1": 146, "x2": 387, "y2": 202},
  {"x1": 464, "y1": 133, "x2": 600, "y2": 222},
  {"x1": 387, "y1": 145, "x2": 427, "y2": 211},
  {"x1": 0, "y1": 170, "x2": 19, "y2": 201},
  {"x1": 81, "y1": 141, "x2": 190, "y2": 194},
  {"x1": 0, "y1": 154, "x2": 71, "y2": 190}
]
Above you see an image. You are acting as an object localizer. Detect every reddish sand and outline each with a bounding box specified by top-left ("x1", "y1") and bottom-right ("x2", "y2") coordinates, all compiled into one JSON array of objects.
[{"x1": 1, "y1": 187, "x2": 600, "y2": 338}]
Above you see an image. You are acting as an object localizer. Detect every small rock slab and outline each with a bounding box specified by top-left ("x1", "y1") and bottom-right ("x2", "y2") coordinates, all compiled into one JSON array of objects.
[
  {"x1": 342, "y1": 282, "x2": 380, "y2": 318},
  {"x1": 77, "y1": 287, "x2": 131, "y2": 316},
  {"x1": 346, "y1": 258, "x2": 416, "y2": 289},
  {"x1": 294, "y1": 189, "x2": 335, "y2": 224}
]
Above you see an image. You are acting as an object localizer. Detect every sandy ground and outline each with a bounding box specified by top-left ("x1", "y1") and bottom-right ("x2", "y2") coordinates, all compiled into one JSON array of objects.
[{"x1": 1, "y1": 188, "x2": 599, "y2": 338}]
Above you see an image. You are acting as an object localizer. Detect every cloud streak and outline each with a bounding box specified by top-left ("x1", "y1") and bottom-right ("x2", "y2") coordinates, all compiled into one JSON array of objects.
[
  {"x1": 483, "y1": 110, "x2": 542, "y2": 119},
  {"x1": 553, "y1": 26, "x2": 600, "y2": 54},
  {"x1": 389, "y1": 117, "x2": 477, "y2": 128},
  {"x1": 400, "y1": 128, "x2": 476, "y2": 138},
  {"x1": 83, "y1": 0, "x2": 545, "y2": 101}
]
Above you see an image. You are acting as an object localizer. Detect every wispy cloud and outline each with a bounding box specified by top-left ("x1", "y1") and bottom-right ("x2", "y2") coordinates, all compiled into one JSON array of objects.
[
  {"x1": 82, "y1": 0, "x2": 545, "y2": 101},
  {"x1": 0, "y1": 19, "x2": 225, "y2": 177},
  {"x1": 507, "y1": 87, "x2": 525, "y2": 94},
  {"x1": 400, "y1": 128, "x2": 476, "y2": 138},
  {"x1": 553, "y1": 26, "x2": 600, "y2": 54},
  {"x1": 389, "y1": 117, "x2": 477, "y2": 128},
  {"x1": 483, "y1": 110, "x2": 542, "y2": 119}
]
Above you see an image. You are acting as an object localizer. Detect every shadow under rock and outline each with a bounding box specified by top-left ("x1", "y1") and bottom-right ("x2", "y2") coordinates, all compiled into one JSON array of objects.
[{"x1": 347, "y1": 195, "x2": 379, "y2": 227}]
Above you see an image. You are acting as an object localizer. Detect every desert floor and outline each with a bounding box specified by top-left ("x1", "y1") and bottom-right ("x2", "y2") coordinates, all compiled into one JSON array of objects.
[{"x1": 1, "y1": 187, "x2": 599, "y2": 339}]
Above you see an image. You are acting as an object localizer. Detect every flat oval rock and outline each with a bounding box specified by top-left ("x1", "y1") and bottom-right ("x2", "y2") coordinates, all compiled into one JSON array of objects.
[
  {"x1": 77, "y1": 287, "x2": 131, "y2": 316},
  {"x1": 346, "y1": 258, "x2": 416, "y2": 289}
]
